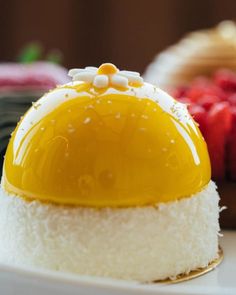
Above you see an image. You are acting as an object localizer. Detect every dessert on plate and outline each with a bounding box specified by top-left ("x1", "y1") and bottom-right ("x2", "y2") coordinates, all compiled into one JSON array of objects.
[
  {"x1": 144, "y1": 21, "x2": 236, "y2": 228},
  {"x1": 0, "y1": 63, "x2": 220, "y2": 282}
]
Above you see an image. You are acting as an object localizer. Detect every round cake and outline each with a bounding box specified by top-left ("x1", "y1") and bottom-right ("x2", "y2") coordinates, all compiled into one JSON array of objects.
[{"x1": 0, "y1": 63, "x2": 220, "y2": 282}]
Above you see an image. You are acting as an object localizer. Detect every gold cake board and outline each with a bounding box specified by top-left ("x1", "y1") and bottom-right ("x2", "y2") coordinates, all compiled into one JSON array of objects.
[{"x1": 153, "y1": 246, "x2": 223, "y2": 284}]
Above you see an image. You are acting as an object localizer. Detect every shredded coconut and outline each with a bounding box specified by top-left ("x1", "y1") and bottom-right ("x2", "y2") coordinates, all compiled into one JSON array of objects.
[{"x1": 0, "y1": 181, "x2": 220, "y2": 282}]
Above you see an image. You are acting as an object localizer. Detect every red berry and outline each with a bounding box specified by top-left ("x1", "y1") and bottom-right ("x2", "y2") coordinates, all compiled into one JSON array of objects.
[
  {"x1": 214, "y1": 69, "x2": 236, "y2": 92},
  {"x1": 227, "y1": 94, "x2": 236, "y2": 106},
  {"x1": 226, "y1": 108, "x2": 236, "y2": 180},
  {"x1": 205, "y1": 102, "x2": 232, "y2": 180},
  {"x1": 188, "y1": 104, "x2": 207, "y2": 137},
  {"x1": 170, "y1": 69, "x2": 236, "y2": 181},
  {"x1": 186, "y1": 81, "x2": 224, "y2": 102},
  {"x1": 170, "y1": 86, "x2": 188, "y2": 99},
  {"x1": 198, "y1": 95, "x2": 220, "y2": 110},
  {"x1": 177, "y1": 97, "x2": 191, "y2": 104}
]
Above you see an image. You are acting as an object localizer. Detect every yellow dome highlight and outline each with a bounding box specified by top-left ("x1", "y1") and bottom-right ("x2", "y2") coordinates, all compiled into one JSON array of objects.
[{"x1": 2, "y1": 76, "x2": 211, "y2": 207}]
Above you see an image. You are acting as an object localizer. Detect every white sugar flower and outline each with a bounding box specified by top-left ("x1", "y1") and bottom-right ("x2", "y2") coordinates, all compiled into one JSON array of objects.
[{"x1": 68, "y1": 63, "x2": 143, "y2": 89}]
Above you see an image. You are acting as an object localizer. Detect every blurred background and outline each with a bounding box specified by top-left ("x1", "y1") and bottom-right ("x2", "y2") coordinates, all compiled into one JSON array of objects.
[{"x1": 1, "y1": 0, "x2": 236, "y2": 72}]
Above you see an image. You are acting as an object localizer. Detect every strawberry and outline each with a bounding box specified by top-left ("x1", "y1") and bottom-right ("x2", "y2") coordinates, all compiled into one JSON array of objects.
[
  {"x1": 214, "y1": 69, "x2": 236, "y2": 92},
  {"x1": 172, "y1": 70, "x2": 236, "y2": 180},
  {"x1": 170, "y1": 86, "x2": 188, "y2": 99},
  {"x1": 186, "y1": 78, "x2": 225, "y2": 102},
  {"x1": 177, "y1": 97, "x2": 191, "y2": 104},
  {"x1": 205, "y1": 102, "x2": 232, "y2": 180},
  {"x1": 198, "y1": 95, "x2": 220, "y2": 111},
  {"x1": 226, "y1": 108, "x2": 236, "y2": 180},
  {"x1": 227, "y1": 94, "x2": 236, "y2": 106},
  {"x1": 188, "y1": 104, "x2": 208, "y2": 138}
]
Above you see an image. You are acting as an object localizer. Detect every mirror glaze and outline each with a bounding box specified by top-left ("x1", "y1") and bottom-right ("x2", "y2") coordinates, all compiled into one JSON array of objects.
[{"x1": 2, "y1": 82, "x2": 211, "y2": 207}]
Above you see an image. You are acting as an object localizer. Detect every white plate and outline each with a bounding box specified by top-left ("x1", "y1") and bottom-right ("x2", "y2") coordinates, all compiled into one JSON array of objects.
[{"x1": 0, "y1": 230, "x2": 235, "y2": 295}]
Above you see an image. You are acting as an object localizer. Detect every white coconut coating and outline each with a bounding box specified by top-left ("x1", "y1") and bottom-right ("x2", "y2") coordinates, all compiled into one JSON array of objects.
[{"x1": 0, "y1": 181, "x2": 220, "y2": 282}]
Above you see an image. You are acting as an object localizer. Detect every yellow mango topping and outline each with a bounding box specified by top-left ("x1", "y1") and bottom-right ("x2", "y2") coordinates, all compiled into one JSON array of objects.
[
  {"x1": 2, "y1": 78, "x2": 211, "y2": 207},
  {"x1": 97, "y1": 63, "x2": 118, "y2": 75}
]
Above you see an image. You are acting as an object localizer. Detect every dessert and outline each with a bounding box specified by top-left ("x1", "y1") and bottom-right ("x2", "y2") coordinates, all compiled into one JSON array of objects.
[
  {"x1": 144, "y1": 21, "x2": 236, "y2": 228},
  {"x1": 144, "y1": 21, "x2": 236, "y2": 89},
  {"x1": 0, "y1": 63, "x2": 220, "y2": 282},
  {"x1": 0, "y1": 62, "x2": 69, "y2": 175}
]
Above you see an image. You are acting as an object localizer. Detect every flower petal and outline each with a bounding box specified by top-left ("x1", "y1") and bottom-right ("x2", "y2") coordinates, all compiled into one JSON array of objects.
[
  {"x1": 119, "y1": 70, "x2": 140, "y2": 77},
  {"x1": 73, "y1": 71, "x2": 95, "y2": 83},
  {"x1": 93, "y1": 75, "x2": 109, "y2": 88},
  {"x1": 111, "y1": 74, "x2": 128, "y2": 88},
  {"x1": 85, "y1": 66, "x2": 98, "y2": 72},
  {"x1": 68, "y1": 68, "x2": 84, "y2": 77}
]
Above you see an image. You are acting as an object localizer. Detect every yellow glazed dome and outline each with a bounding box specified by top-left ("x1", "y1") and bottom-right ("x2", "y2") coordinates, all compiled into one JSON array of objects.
[{"x1": 2, "y1": 63, "x2": 211, "y2": 207}]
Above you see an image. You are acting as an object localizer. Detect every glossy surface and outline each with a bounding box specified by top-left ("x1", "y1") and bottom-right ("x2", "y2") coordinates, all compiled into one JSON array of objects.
[
  {"x1": 97, "y1": 63, "x2": 118, "y2": 75},
  {"x1": 2, "y1": 82, "x2": 211, "y2": 207}
]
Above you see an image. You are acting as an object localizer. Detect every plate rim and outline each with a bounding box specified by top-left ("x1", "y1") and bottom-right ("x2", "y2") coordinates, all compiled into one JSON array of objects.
[{"x1": 0, "y1": 247, "x2": 228, "y2": 295}]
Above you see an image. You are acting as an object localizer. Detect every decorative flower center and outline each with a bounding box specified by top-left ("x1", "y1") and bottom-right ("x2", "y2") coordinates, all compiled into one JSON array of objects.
[{"x1": 68, "y1": 63, "x2": 144, "y2": 89}]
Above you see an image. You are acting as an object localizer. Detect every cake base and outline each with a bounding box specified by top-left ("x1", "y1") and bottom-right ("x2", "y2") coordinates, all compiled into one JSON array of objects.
[
  {"x1": 0, "y1": 181, "x2": 220, "y2": 282},
  {"x1": 154, "y1": 246, "x2": 223, "y2": 284}
]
